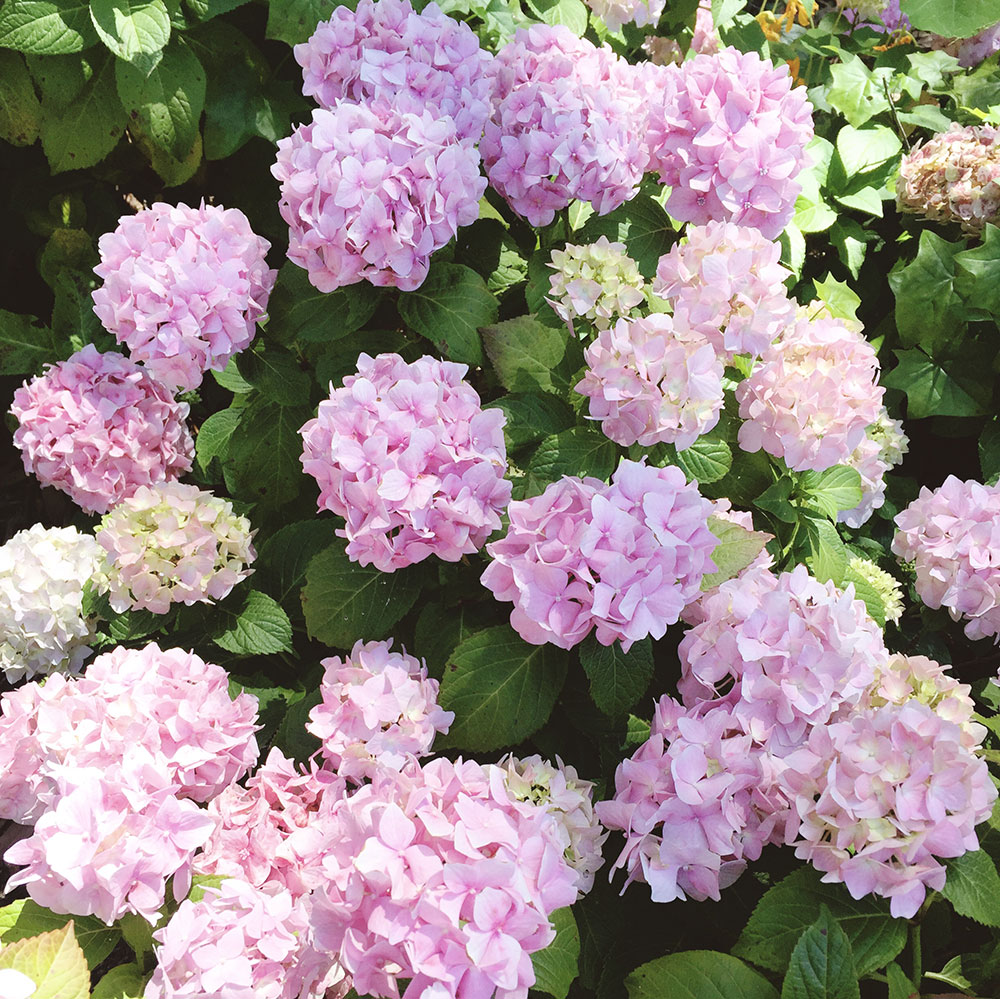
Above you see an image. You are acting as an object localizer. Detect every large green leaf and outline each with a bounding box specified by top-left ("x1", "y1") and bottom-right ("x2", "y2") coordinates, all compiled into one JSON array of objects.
[
  {"x1": 91, "y1": 963, "x2": 146, "y2": 999},
  {"x1": 484, "y1": 392, "x2": 575, "y2": 450},
  {"x1": 301, "y1": 544, "x2": 423, "y2": 649},
  {"x1": 882, "y1": 348, "x2": 991, "y2": 419},
  {"x1": 211, "y1": 590, "x2": 293, "y2": 656},
  {"x1": 673, "y1": 438, "x2": 732, "y2": 485},
  {"x1": 627, "y1": 951, "x2": 779, "y2": 999},
  {"x1": 622, "y1": 195, "x2": 677, "y2": 278},
  {"x1": 481, "y1": 315, "x2": 567, "y2": 393},
  {"x1": 437, "y1": 626, "x2": 569, "y2": 752},
  {"x1": 523, "y1": 0, "x2": 587, "y2": 33},
  {"x1": 0, "y1": 923, "x2": 88, "y2": 999},
  {"x1": 0, "y1": 310, "x2": 62, "y2": 375},
  {"x1": 900, "y1": 0, "x2": 999, "y2": 37},
  {"x1": 733, "y1": 868, "x2": 907, "y2": 978},
  {"x1": 700, "y1": 516, "x2": 771, "y2": 591},
  {"x1": 780, "y1": 907, "x2": 860, "y2": 999},
  {"x1": 954, "y1": 224, "x2": 1000, "y2": 318},
  {"x1": 0, "y1": 0, "x2": 97, "y2": 54},
  {"x1": 526, "y1": 427, "x2": 618, "y2": 494},
  {"x1": 398, "y1": 262, "x2": 497, "y2": 367},
  {"x1": 90, "y1": 0, "x2": 169, "y2": 72},
  {"x1": 0, "y1": 50, "x2": 41, "y2": 144},
  {"x1": 265, "y1": 0, "x2": 334, "y2": 45},
  {"x1": 0, "y1": 900, "x2": 119, "y2": 971},
  {"x1": 941, "y1": 850, "x2": 1000, "y2": 927},
  {"x1": 532, "y1": 908, "x2": 581, "y2": 999},
  {"x1": 235, "y1": 344, "x2": 312, "y2": 407},
  {"x1": 115, "y1": 37, "x2": 204, "y2": 160},
  {"x1": 255, "y1": 520, "x2": 337, "y2": 609},
  {"x1": 579, "y1": 635, "x2": 653, "y2": 720},
  {"x1": 798, "y1": 466, "x2": 863, "y2": 521},
  {"x1": 194, "y1": 406, "x2": 240, "y2": 477}
]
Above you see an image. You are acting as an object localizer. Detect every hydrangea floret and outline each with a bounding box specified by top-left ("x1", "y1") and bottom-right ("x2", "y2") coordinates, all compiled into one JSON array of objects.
[
  {"x1": 9, "y1": 345, "x2": 193, "y2": 514},
  {"x1": 838, "y1": 407, "x2": 908, "y2": 528},
  {"x1": 846, "y1": 557, "x2": 905, "y2": 625},
  {"x1": 300, "y1": 352, "x2": 511, "y2": 572},
  {"x1": 91, "y1": 202, "x2": 276, "y2": 392},
  {"x1": 0, "y1": 525, "x2": 101, "y2": 684},
  {"x1": 95, "y1": 481, "x2": 256, "y2": 615},
  {"x1": 583, "y1": 0, "x2": 664, "y2": 31}
]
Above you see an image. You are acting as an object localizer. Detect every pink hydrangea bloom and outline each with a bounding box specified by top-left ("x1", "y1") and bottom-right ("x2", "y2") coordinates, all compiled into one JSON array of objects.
[
  {"x1": 145, "y1": 879, "x2": 347, "y2": 999},
  {"x1": 780, "y1": 701, "x2": 997, "y2": 918},
  {"x1": 306, "y1": 639, "x2": 454, "y2": 781},
  {"x1": 295, "y1": 0, "x2": 492, "y2": 144},
  {"x1": 482, "y1": 460, "x2": 718, "y2": 650},
  {"x1": 892, "y1": 475, "x2": 1000, "y2": 640},
  {"x1": 303, "y1": 757, "x2": 579, "y2": 999},
  {"x1": 95, "y1": 482, "x2": 255, "y2": 614},
  {"x1": 194, "y1": 748, "x2": 343, "y2": 899},
  {"x1": 736, "y1": 313, "x2": 884, "y2": 472},
  {"x1": 300, "y1": 353, "x2": 511, "y2": 572},
  {"x1": 897, "y1": 123, "x2": 1000, "y2": 235},
  {"x1": 678, "y1": 565, "x2": 888, "y2": 753},
  {"x1": 91, "y1": 202, "x2": 276, "y2": 392},
  {"x1": 9, "y1": 345, "x2": 193, "y2": 515},
  {"x1": 652, "y1": 221, "x2": 795, "y2": 360},
  {"x1": 646, "y1": 48, "x2": 814, "y2": 238},
  {"x1": 273, "y1": 102, "x2": 485, "y2": 292},
  {"x1": 575, "y1": 314, "x2": 724, "y2": 449},
  {"x1": 585, "y1": 0, "x2": 663, "y2": 30}
]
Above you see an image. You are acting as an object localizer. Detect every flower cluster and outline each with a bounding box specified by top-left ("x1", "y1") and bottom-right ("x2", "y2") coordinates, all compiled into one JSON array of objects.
[
  {"x1": 482, "y1": 460, "x2": 717, "y2": 650},
  {"x1": 95, "y1": 482, "x2": 256, "y2": 615},
  {"x1": 306, "y1": 639, "x2": 454, "y2": 781},
  {"x1": 931, "y1": 22, "x2": 1000, "y2": 68},
  {"x1": 295, "y1": 0, "x2": 492, "y2": 144},
  {"x1": 838, "y1": 407, "x2": 908, "y2": 528},
  {"x1": 897, "y1": 123, "x2": 1000, "y2": 235},
  {"x1": 547, "y1": 236, "x2": 645, "y2": 335},
  {"x1": 273, "y1": 102, "x2": 485, "y2": 292},
  {"x1": 9, "y1": 345, "x2": 193, "y2": 514},
  {"x1": 840, "y1": 0, "x2": 909, "y2": 31},
  {"x1": 575, "y1": 314, "x2": 724, "y2": 450},
  {"x1": 482, "y1": 26, "x2": 647, "y2": 225},
  {"x1": 91, "y1": 202, "x2": 276, "y2": 392},
  {"x1": 303, "y1": 757, "x2": 580, "y2": 999},
  {"x1": 584, "y1": 0, "x2": 663, "y2": 31},
  {"x1": 736, "y1": 313, "x2": 884, "y2": 472},
  {"x1": 0, "y1": 525, "x2": 100, "y2": 684},
  {"x1": 892, "y1": 475, "x2": 1000, "y2": 640},
  {"x1": 300, "y1": 353, "x2": 511, "y2": 572},
  {"x1": 0, "y1": 644, "x2": 259, "y2": 922},
  {"x1": 847, "y1": 557, "x2": 905, "y2": 625},
  {"x1": 646, "y1": 48, "x2": 814, "y2": 238},
  {"x1": 652, "y1": 222, "x2": 794, "y2": 360}
]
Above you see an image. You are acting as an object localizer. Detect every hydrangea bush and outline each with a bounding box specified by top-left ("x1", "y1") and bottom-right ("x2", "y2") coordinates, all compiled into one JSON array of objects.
[{"x1": 8, "y1": 0, "x2": 1000, "y2": 996}]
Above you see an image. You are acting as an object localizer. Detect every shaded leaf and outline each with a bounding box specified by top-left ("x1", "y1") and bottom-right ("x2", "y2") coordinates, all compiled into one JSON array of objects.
[
  {"x1": 532, "y1": 908, "x2": 581, "y2": 999},
  {"x1": 627, "y1": 951, "x2": 779, "y2": 999},
  {"x1": 579, "y1": 635, "x2": 653, "y2": 720},
  {"x1": 941, "y1": 850, "x2": 1000, "y2": 927},
  {"x1": 0, "y1": 50, "x2": 41, "y2": 144},
  {"x1": 780, "y1": 906, "x2": 860, "y2": 999},
  {"x1": 481, "y1": 315, "x2": 566, "y2": 393},
  {"x1": 211, "y1": 590, "x2": 293, "y2": 656},
  {"x1": 0, "y1": 0, "x2": 97, "y2": 54}
]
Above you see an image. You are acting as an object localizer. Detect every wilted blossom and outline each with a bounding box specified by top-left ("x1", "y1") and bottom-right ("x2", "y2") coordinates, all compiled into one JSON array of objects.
[
  {"x1": 838, "y1": 407, "x2": 908, "y2": 528},
  {"x1": 9, "y1": 345, "x2": 193, "y2": 515},
  {"x1": 736, "y1": 313, "x2": 884, "y2": 472},
  {"x1": 95, "y1": 481, "x2": 256, "y2": 615},
  {"x1": 678, "y1": 565, "x2": 888, "y2": 753},
  {"x1": 930, "y1": 23, "x2": 1000, "y2": 68},
  {"x1": 482, "y1": 460, "x2": 718, "y2": 650},
  {"x1": 91, "y1": 202, "x2": 276, "y2": 392},
  {"x1": 295, "y1": 0, "x2": 492, "y2": 143},
  {"x1": 646, "y1": 48, "x2": 814, "y2": 239},
  {"x1": 499, "y1": 754, "x2": 606, "y2": 894},
  {"x1": 273, "y1": 102, "x2": 485, "y2": 292},
  {"x1": 652, "y1": 221, "x2": 794, "y2": 360},
  {"x1": 0, "y1": 525, "x2": 101, "y2": 684},
  {"x1": 780, "y1": 701, "x2": 997, "y2": 918},
  {"x1": 306, "y1": 639, "x2": 454, "y2": 781},
  {"x1": 145, "y1": 879, "x2": 347, "y2": 999},
  {"x1": 575, "y1": 314, "x2": 724, "y2": 450},
  {"x1": 302, "y1": 757, "x2": 579, "y2": 999},
  {"x1": 547, "y1": 236, "x2": 645, "y2": 335},
  {"x1": 194, "y1": 748, "x2": 344, "y2": 899},
  {"x1": 897, "y1": 123, "x2": 1000, "y2": 235},
  {"x1": 846, "y1": 557, "x2": 905, "y2": 625},
  {"x1": 300, "y1": 353, "x2": 511, "y2": 572},
  {"x1": 892, "y1": 475, "x2": 1000, "y2": 640}
]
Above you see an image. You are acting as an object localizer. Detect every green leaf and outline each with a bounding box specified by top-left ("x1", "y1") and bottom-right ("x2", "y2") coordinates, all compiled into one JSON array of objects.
[
  {"x1": 829, "y1": 220, "x2": 870, "y2": 279},
  {"x1": 733, "y1": 868, "x2": 907, "y2": 978},
  {"x1": 826, "y1": 55, "x2": 890, "y2": 128},
  {"x1": 882, "y1": 348, "x2": 991, "y2": 419},
  {"x1": 579, "y1": 635, "x2": 653, "y2": 720},
  {"x1": 0, "y1": 50, "x2": 41, "y2": 144},
  {"x1": 954, "y1": 224, "x2": 1000, "y2": 318},
  {"x1": 835, "y1": 125, "x2": 900, "y2": 176},
  {"x1": 187, "y1": 875, "x2": 228, "y2": 903},
  {"x1": 301, "y1": 544, "x2": 422, "y2": 649},
  {"x1": 265, "y1": 0, "x2": 334, "y2": 46},
  {"x1": 0, "y1": 0, "x2": 97, "y2": 54},
  {"x1": 91, "y1": 963, "x2": 147, "y2": 999},
  {"x1": 255, "y1": 520, "x2": 336, "y2": 609},
  {"x1": 51, "y1": 269, "x2": 104, "y2": 348},
  {"x1": 273, "y1": 687, "x2": 322, "y2": 762},
  {"x1": 39, "y1": 47, "x2": 125, "y2": 171},
  {"x1": 523, "y1": 0, "x2": 587, "y2": 33},
  {"x1": 794, "y1": 194, "x2": 837, "y2": 235},
  {"x1": 801, "y1": 514, "x2": 847, "y2": 585},
  {"x1": 527, "y1": 427, "x2": 618, "y2": 493},
  {"x1": 194, "y1": 406, "x2": 240, "y2": 476},
  {"x1": 90, "y1": 0, "x2": 169, "y2": 72},
  {"x1": 212, "y1": 590, "x2": 293, "y2": 656},
  {"x1": 0, "y1": 900, "x2": 119, "y2": 971},
  {"x1": 900, "y1": 0, "x2": 999, "y2": 37},
  {"x1": 624, "y1": 713, "x2": 650, "y2": 749},
  {"x1": 888, "y1": 230, "x2": 965, "y2": 354},
  {"x1": 980, "y1": 418, "x2": 1000, "y2": 483},
  {"x1": 941, "y1": 850, "x2": 1000, "y2": 927},
  {"x1": 397, "y1": 262, "x2": 497, "y2": 367},
  {"x1": 780, "y1": 906, "x2": 860, "y2": 999},
  {"x1": 0, "y1": 309, "x2": 61, "y2": 375},
  {"x1": 839, "y1": 566, "x2": 888, "y2": 627},
  {"x1": 700, "y1": 516, "x2": 771, "y2": 591},
  {"x1": 798, "y1": 466, "x2": 863, "y2": 520},
  {"x1": 438, "y1": 625, "x2": 569, "y2": 752},
  {"x1": 532, "y1": 908, "x2": 581, "y2": 999},
  {"x1": 812, "y1": 275, "x2": 861, "y2": 323},
  {"x1": 236, "y1": 345, "x2": 312, "y2": 406},
  {"x1": 833, "y1": 185, "x2": 883, "y2": 218},
  {"x1": 885, "y1": 963, "x2": 916, "y2": 999},
  {"x1": 116, "y1": 37, "x2": 204, "y2": 160},
  {"x1": 626, "y1": 951, "x2": 779, "y2": 999},
  {"x1": 674, "y1": 438, "x2": 732, "y2": 485},
  {"x1": 484, "y1": 392, "x2": 575, "y2": 450},
  {"x1": 481, "y1": 315, "x2": 567, "y2": 393},
  {"x1": 0, "y1": 922, "x2": 88, "y2": 999},
  {"x1": 183, "y1": 0, "x2": 247, "y2": 19},
  {"x1": 623, "y1": 195, "x2": 677, "y2": 278}
]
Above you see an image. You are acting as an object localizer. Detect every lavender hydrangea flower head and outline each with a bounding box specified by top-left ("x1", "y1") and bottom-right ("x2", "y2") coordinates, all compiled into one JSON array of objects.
[{"x1": 92, "y1": 202, "x2": 276, "y2": 392}]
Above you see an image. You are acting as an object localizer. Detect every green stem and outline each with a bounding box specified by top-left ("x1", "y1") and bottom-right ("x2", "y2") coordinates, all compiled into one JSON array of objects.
[{"x1": 910, "y1": 920, "x2": 922, "y2": 990}]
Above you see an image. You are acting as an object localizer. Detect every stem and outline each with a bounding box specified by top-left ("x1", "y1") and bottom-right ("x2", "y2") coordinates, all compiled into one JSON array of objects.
[{"x1": 910, "y1": 920, "x2": 922, "y2": 989}]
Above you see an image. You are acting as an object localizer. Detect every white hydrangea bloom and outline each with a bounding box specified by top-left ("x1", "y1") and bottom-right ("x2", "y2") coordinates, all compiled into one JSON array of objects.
[{"x1": 0, "y1": 525, "x2": 101, "y2": 684}]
